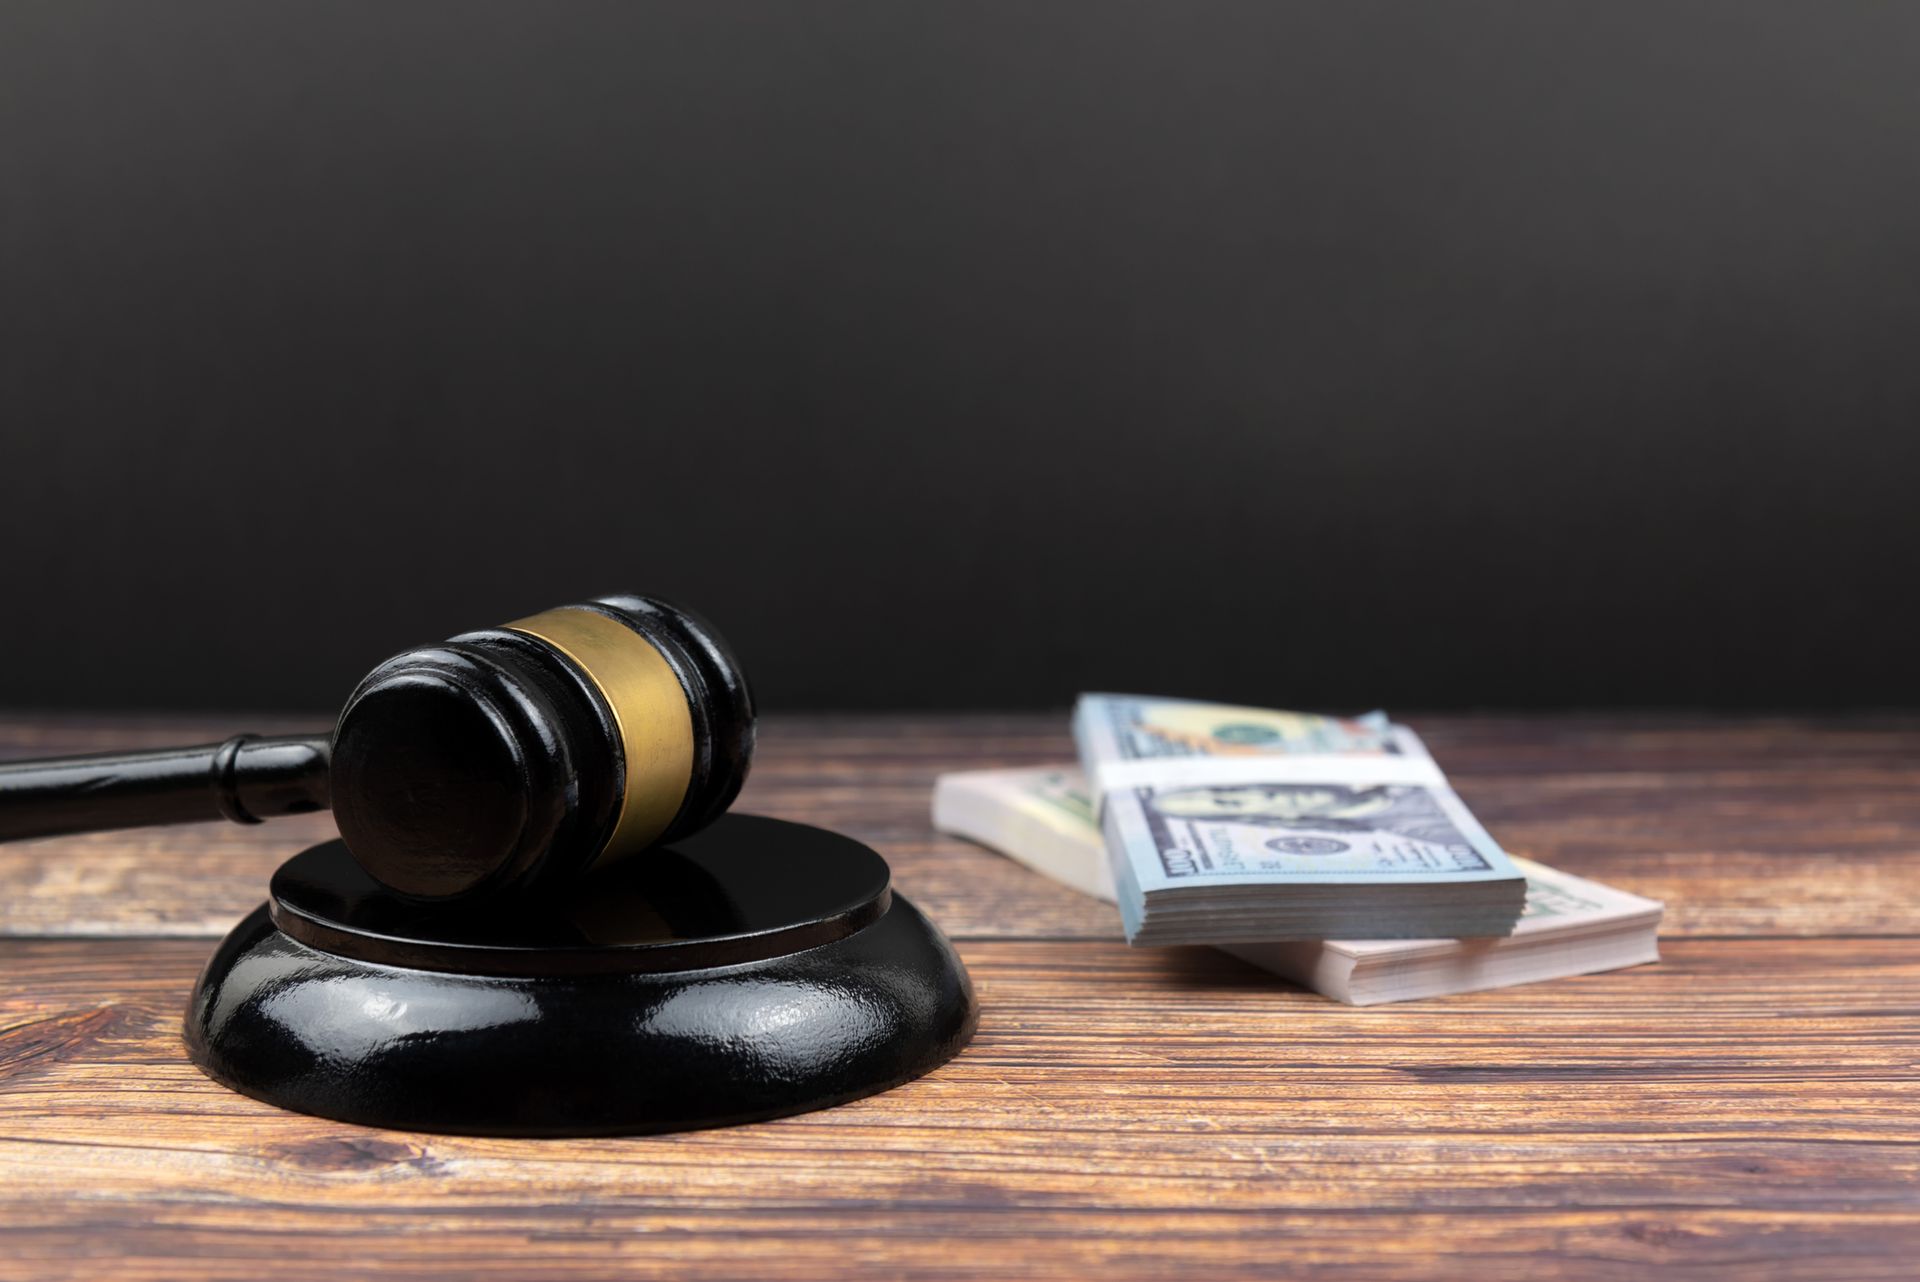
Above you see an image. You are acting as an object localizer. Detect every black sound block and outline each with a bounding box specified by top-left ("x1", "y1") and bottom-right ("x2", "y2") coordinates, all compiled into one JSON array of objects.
[{"x1": 183, "y1": 815, "x2": 977, "y2": 1136}]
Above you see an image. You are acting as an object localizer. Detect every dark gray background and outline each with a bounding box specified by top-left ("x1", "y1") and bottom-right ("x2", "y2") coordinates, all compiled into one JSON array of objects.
[{"x1": 3, "y1": 2, "x2": 1916, "y2": 713}]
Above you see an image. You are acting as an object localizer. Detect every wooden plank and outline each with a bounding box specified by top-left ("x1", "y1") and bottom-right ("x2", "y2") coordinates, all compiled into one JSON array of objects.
[
  {"x1": 4, "y1": 712, "x2": 1920, "y2": 940},
  {"x1": 2, "y1": 936, "x2": 1918, "y2": 1281}
]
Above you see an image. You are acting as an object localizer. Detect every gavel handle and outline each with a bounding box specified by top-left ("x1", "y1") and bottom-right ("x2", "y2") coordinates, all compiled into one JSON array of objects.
[{"x1": 0, "y1": 734, "x2": 332, "y2": 842}]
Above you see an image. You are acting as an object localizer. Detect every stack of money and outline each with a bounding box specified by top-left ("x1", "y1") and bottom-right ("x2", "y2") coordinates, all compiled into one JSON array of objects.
[
  {"x1": 1071, "y1": 695, "x2": 1529, "y2": 943},
  {"x1": 933, "y1": 761, "x2": 1663, "y2": 1005}
]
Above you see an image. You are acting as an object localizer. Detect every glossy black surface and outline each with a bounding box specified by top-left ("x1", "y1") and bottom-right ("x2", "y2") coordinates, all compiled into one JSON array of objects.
[
  {"x1": 184, "y1": 816, "x2": 977, "y2": 1136},
  {"x1": 334, "y1": 591, "x2": 754, "y2": 900},
  {"x1": 269, "y1": 815, "x2": 890, "y2": 975},
  {"x1": 0, "y1": 734, "x2": 330, "y2": 842},
  {"x1": 330, "y1": 639, "x2": 618, "y2": 899}
]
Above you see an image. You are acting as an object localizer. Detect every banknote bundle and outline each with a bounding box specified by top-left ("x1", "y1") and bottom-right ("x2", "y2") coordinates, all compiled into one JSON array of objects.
[
  {"x1": 1070, "y1": 695, "x2": 1529, "y2": 944},
  {"x1": 930, "y1": 763, "x2": 1663, "y2": 1005}
]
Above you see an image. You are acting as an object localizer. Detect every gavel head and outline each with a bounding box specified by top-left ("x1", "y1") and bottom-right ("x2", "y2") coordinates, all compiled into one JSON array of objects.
[{"x1": 328, "y1": 594, "x2": 754, "y2": 900}]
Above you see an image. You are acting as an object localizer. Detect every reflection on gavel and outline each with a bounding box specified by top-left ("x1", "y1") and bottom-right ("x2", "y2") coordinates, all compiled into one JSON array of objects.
[{"x1": 0, "y1": 595, "x2": 754, "y2": 899}]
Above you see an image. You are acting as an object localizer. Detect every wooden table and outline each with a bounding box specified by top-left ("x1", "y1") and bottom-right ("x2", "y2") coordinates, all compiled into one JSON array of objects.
[{"x1": 3, "y1": 712, "x2": 1917, "y2": 1280}]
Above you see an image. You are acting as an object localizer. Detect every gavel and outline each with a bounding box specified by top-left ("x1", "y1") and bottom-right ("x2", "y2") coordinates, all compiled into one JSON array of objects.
[{"x1": 0, "y1": 594, "x2": 754, "y2": 899}]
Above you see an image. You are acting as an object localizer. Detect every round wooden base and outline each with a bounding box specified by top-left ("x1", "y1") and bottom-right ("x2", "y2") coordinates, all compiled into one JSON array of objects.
[{"x1": 183, "y1": 815, "x2": 977, "y2": 1136}]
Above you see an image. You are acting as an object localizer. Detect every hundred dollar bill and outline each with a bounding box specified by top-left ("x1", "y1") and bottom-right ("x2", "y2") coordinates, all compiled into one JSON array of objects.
[
  {"x1": 1074, "y1": 695, "x2": 1399, "y2": 764},
  {"x1": 931, "y1": 764, "x2": 1661, "y2": 1004},
  {"x1": 1102, "y1": 777, "x2": 1527, "y2": 941},
  {"x1": 1072, "y1": 695, "x2": 1526, "y2": 944}
]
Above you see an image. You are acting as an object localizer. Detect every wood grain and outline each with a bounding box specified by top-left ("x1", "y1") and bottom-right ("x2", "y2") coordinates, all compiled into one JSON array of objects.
[
  {"x1": 3, "y1": 935, "x2": 1918, "y2": 1281},
  {"x1": 1, "y1": 711, "x2": 1917, "y2": 1280}
]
